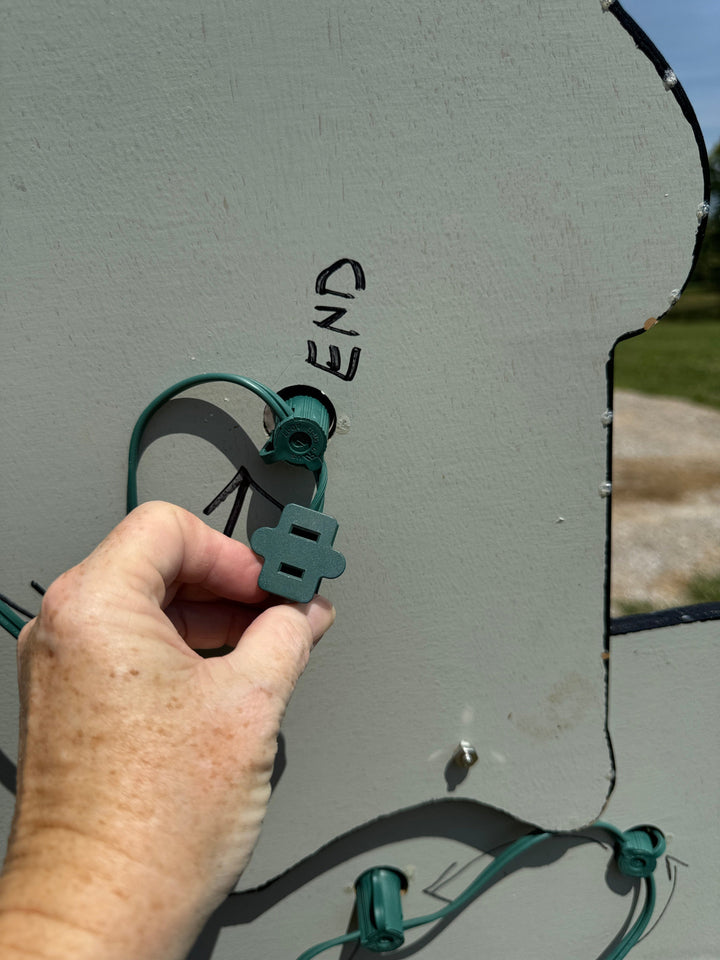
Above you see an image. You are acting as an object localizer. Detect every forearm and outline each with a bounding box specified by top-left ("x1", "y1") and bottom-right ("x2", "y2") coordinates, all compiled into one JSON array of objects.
[{"x1": 0, "y1": 503, "x2": 334, "y2": 960}]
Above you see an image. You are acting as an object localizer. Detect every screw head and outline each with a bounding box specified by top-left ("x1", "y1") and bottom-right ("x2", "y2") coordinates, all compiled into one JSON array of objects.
[{"x1": 452, "y1": 740, "x2": 478, "y2": 769}]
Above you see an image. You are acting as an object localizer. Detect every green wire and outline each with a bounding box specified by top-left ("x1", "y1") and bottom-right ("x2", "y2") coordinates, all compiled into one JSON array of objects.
[
  {"x1": 610, "y1": 876, "x2": 656, "y2": 960},
  {"x1": 593, "y1": 820, "x2": 627, "y2": 845},
  {"x1": 127, "y1": 374, "x2": 302, "y2": 513},
  {"x1": 0, "y1": 601, "x2": 25, "y2": 639},
  {"x1": 311, "y1": 462, "x2": 328, "y2": 513},
  {"x1": 293, "y1": 833, "x2": 549, "y2": 960},
  {"x1": 5, "y1": 376, "x2": 321, "y2": 637},
  {"x1": 295, "y1": 932, "x2": 359, "y2": 960},
  {"x1": 403, "y1": 830, "x2": 551, "y2": 931},
  {"x1": 294, "y1": 827, "x2": 660, "y2": 960}
]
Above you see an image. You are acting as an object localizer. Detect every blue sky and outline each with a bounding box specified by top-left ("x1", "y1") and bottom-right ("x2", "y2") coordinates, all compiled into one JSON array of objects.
[{"x1": 619, "y1": 0, "x2": 719, "y2": 152}]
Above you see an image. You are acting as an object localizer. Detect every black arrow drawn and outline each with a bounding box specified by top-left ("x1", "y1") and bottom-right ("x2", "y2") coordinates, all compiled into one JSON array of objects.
[
  {"x1": 637, "y1": 855, "x2": 690, "y2": 944},
  {"x1": 203, "y1": 466, "x2": 283, "y2": 538},
  {"x1": 665, "y1": 854, "x2": 689, "y2": 878}
]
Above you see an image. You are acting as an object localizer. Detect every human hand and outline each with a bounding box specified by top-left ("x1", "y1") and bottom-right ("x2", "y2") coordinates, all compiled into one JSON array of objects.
[{"x1": 0, "y1": 501, "x2": 335, "y2": 960}]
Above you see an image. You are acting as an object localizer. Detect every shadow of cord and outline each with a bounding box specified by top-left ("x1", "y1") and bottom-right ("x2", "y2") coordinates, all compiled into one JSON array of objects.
[{"x1": 186, "y1": 804, "x2": 642, "y2": 960}]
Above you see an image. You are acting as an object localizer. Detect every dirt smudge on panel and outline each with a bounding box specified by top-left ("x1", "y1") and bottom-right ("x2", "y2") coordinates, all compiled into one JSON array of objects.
[{"x1": 513, "y1": 672, "x2": 595, "y2": 741}]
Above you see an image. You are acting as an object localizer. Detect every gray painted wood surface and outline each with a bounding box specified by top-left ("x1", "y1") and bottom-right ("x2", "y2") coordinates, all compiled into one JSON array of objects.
[
  {"x1": 0, "y1": 1, "x2": 713, "y2": 957},
  {"x1": 182, "y1": 619, "x2": 720, "y2": 959}
]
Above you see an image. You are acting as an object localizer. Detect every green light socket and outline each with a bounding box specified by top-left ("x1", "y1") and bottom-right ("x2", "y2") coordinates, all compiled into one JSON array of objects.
[
  {"x1": 260, "y1": 393, "x2": 331, "y2": 471},
  {"x1": 354, "y1": 866, "x2": 407, "y2": 953}
]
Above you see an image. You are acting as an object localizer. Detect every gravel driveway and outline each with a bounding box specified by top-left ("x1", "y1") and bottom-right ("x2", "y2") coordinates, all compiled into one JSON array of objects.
[{"x1": 611, "y1": 389, "x2": 720, "y2": 616}]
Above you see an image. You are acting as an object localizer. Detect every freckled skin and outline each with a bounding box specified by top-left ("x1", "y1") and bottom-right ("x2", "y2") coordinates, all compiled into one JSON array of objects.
[{"x1": 0, "y1": 502, "x2": 335, "y2": 960}]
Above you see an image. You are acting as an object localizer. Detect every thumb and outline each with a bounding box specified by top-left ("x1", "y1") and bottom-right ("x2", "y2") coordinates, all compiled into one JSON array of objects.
[{"x1": 224, "y1": 596, "x2": 335, "y2": 700}]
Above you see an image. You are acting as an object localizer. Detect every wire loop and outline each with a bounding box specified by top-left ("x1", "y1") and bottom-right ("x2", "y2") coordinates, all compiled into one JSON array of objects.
[
  {"x1": 127, "y1": 374, "x2": 326, "y2": 514},
  {"x1": 295, "y1": 822, "x2": 664, "y2": 960}
]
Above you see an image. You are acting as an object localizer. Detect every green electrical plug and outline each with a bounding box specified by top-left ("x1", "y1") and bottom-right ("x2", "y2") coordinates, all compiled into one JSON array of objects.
[
  {"x1": 253, "y1": 386, "x2": 345, "y2": 601},
  {"x1": 251, "y1": 504, "x2": 345, "y2": 603}
]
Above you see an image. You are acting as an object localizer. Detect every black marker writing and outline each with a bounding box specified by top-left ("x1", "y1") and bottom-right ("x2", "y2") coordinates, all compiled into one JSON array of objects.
[
  {"x1": 306, "y1": 341, "x2": 361, "y2": 382},
  {"x1": 306, "y1": 257, "x2": 365, "y2": 382},
  {"x1": 315, "y1": 258, "x2": 366, "y2": 298},
  {"x1": 204, "y1": 466, "x2": 283, "y2": 539},
  {"x1": 313, "y1": 306, "x2": 359, "y2": 336}
]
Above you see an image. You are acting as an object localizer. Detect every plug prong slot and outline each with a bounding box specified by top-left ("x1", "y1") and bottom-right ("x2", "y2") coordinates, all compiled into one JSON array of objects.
[
  {"x1": 279, "y1": 562, "x2": 305, "y2": 579},
  {"x1": 290, "y1": 524, "x2": 320, "y2": 542}
]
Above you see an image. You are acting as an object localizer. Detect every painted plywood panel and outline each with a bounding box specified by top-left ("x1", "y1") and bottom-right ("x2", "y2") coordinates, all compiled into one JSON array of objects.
[
  {"x1": 602, "y1": 621, "x2": 720, "y2": 959},
  {"x1": 178, "y1": 620, "x2": 720, "y2": 959},
  {"x1": 0, "y1": 0, "x2": 706, "y2": 906}
]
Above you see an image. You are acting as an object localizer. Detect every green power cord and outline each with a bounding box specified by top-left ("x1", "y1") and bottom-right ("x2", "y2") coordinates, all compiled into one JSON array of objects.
[
  {"x1": 0, "y1": 384, "x2": 671, "y2": 960},
  {"x1": 126, "y1": 373, "x2": 328, "y2": 514},
  {"x1": 0, "y1": 601, "x2": 25, "y2": 639},
  {"x1": 1, "y1": 371, "x2": 338, "y2": 636},
  {"x1": 128, "y1": 373, "x2": 343, "y2": 601},
  {"x1": 296, "y1": 822, "x2": 664, "y2": 960},
  {"x1": 1, "y1": 374, "x2": 302, "y2": 639}
]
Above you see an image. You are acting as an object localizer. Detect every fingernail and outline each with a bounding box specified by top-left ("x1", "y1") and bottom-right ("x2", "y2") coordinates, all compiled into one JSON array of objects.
[{"x1": 305, "y1": 596, "x2": 336, "y2": 642}]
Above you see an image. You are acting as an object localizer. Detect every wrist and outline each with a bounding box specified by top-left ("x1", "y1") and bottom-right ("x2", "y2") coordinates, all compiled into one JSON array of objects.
[{"x1": 0, "y1": 824, "x2": 206, "y2": 960}]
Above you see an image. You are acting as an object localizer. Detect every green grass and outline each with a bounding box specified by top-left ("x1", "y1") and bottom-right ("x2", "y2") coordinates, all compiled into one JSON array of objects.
[
  {"x1": 614, "y1": 290, "x2": 720, "y2": 410},
  {"x1": 685, "y1": 572, "x2": 720, "y2": 605},
  {"x1": 662, "y1": 286, "x2": 720, "y2": 323},
  {"x1": 614, "y1": 599, "x2": 658, "y2": 617}
]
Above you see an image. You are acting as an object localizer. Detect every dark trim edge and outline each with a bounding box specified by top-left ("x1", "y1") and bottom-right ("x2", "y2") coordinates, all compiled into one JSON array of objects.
[
  {"x1": 609, "y1": 2, "x2": 711, "y2": 305},
  {"x1": 611, "y1": 602, "x2": 720, "y2": 635}
]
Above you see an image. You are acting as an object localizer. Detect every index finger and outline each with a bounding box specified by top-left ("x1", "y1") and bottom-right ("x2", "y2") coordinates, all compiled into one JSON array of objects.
[{"x1": 84, "y1": 501, "x2": 267, "y2": 608}]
